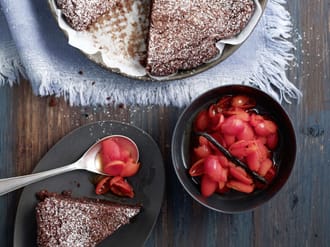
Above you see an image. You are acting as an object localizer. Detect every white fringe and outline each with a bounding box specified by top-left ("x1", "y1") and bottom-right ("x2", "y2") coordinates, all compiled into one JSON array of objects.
[
  {"x1": 0, "y1": 0, "x2": 301, "y2": 106},
  {"x1": 0, "y1": 42, "x2": 25, "y2": 86},
  {"x1": 246, "y1": 0, "x2": 302, "y2": 103}
]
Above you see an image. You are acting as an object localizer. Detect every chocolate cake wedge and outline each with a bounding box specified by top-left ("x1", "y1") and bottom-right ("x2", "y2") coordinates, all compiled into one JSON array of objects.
[
  {"x1": 146, "y1": 0, "x2": 255, "y2": 76},
  {"x1": 35, "y1": 191, "x2": 141, "y2": 247},
  {"x1": 55, "y1": 0, "x2": 121, "y2": 31}
]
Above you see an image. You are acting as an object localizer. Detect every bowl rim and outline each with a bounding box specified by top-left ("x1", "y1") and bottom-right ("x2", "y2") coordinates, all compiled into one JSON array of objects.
[{"x1": 171, "y1": 85, "x2": 297, "y2": 213}]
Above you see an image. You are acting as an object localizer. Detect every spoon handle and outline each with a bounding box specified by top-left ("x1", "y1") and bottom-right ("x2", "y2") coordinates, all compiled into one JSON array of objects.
[{"x1": 0, "y1": 163, "x2": 78, "y2": 196}]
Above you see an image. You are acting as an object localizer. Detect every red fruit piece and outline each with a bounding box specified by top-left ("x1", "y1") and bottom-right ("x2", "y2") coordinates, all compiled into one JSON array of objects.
[
  {"x1": 224, "y1": 107, "x2": 250, "y2": 122},
  {"x1": 217, "y1": 184, "x2": 230, "y2": 194},
  {"x1": 208, "y1": 103, "x2": 223, "y2": 118},
  {"x1": 250, "y1": 113, "x2": 264, "y2": 127},
  {"x1": 254, "y1": 139, "x2": 270, "y2": 161},
  {"x1": 194, "y1": 110, "x2": 209, "y2": 131},
  {"x1": 194, "y1": 144, "x2": 211, "y2": 159},
  {"x1": 257, "y1": 136, "x2": 267, "y2": 145},
  {"x1": 218, "y1": 181, "x2": 226, "y2": 190},
  {"x1": 254, "y1": 119, "x2": 278, "y2": 137},
  {"x1": 220, "y1": 116, "x2": 245, "y2": 136},
  {"x1": 198, "y1": 136, "x2": 209, "y2": 146},
  {"x1": 229, "y1": 166, "x2": 253, "y2": 185},
  {"x1": 223, "y1": 134, "x2": 236, "y2": 147},
  {"x1": 264, "y1": 120, "x2": 277, "y2": 133},
  {"x1": 258, "y1": 158, "x2": 273, "y2": 177},
  {"x1": 216, "y1": 95, "x2": 232, "y2": 110},
  {"x1": 210, "y1": 114, "x2": 225, "y2": 131},
  {"x1": 226, "y1": 180, "x2": 255, "y2": 193},
  {"x1": 189, "y1": 159, "x2": 204, "y2": 177},
  {"x1": 204, "y1": 156, "x2": 223, "y2": 182},
  {"x1": 109, "y1": 176, "x2": 134, "y2": 198},
  {"x1": 111, "y1": 136, "x2": 139, "y2": 162},
  {"x1": 246, "y1": 151, "x2": 261, "y2": 172},
  {"x1": 101, "y1": 139, "x2": 122, "y2": 164},
  {"x1": 245, "y1": 140, "x2": 268, "y2": 171},
  {"x1": 103, "y1": 160, "x2": 126, "y2": 176},
  {"x1": 201, "y1": 175, "x2": 218, "y2": 197},
  {"x1": 210, "y1": 132, "x2": 227, "y2": 149},
  {"x1": 267, "y1": 132, "x2": 279, "y2": 150},
  {"x1": 236, "y1": 123, "x2": 255, "y2": 141},
  {"x1": 120, "y1": 159, "x2": 140, "y2": 177},
  {"x1": 231, "y1": 95, "x2": 256, "y2": 109},
  {"x1": 229, "y1": 140, "x2": 250, "y2": 159},
  {"x1": 120, "y1": 149, "x2": 131, "y2": 162},
  {"x1": 218, "y1": 154, "x2": 229, "y2": 168},
  {"x1": 95, "y1": 176, "x2": 111, "y2": 195},
  {"x1": 264, "y1": 166, "x2": 276, "y2": 183},
  {"x1": 219, "y1": 168, "x2": 228, "y2": 182}
]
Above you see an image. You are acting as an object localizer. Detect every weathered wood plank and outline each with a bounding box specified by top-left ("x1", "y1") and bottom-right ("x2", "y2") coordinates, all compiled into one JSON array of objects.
[
  {"x1": 0, "y1": 84, "x2": 16, "y2": 247},
  {"x1": 0, "y1": 0, "x2": 330, "y2": 246}
]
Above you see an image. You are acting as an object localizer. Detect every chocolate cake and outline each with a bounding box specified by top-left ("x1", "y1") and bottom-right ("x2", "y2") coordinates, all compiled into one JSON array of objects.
[
  {"x1": 35, "y1": 191, "x2": 141, "y2": 247},
  {"x1": 55, "y1": 0, "x2": 255, "y2": 76},
  {"x1": 146, "y1": 0, "x2": 255, "y2": 76},
  {"x1": 55, "y1": 0, "x2": 120, "y2": 31}
]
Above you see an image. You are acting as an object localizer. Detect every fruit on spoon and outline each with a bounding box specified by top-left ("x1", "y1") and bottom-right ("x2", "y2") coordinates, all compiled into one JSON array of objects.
[{"x1": 0, "y1": 135, "x2": 139, "y2": 196}]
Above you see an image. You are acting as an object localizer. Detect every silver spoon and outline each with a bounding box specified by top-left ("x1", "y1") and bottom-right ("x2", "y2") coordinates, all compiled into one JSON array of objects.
[{"x1": 0, "y1": 135, "x2": 139, "y2": 196}]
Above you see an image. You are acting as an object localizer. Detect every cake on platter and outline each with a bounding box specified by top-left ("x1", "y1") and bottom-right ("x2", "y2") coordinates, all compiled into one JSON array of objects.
[{"x1": 52, "y1": 0, "x2": 259, "y2": 78}]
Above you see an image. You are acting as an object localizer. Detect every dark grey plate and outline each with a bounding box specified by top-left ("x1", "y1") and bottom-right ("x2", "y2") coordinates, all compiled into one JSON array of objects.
[{"x1": 13, "y1": 121, "x2": 165, "y2": 247}]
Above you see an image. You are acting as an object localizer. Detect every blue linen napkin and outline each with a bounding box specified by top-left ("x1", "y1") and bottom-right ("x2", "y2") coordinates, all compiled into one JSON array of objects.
[
  {"x1": 0, "y1": 9, "x2": 25, "y2": 86},
  {"x1": 0, "y1": 0, "x2": 301, "y2": 106}
]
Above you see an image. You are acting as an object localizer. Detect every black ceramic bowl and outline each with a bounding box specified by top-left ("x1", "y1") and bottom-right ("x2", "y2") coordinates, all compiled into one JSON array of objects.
[{"x1": 171, "y1": 85, "x2": 296, "y2": 213}]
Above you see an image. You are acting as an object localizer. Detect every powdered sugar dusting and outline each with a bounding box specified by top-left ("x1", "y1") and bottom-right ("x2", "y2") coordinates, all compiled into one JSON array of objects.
[
  {"x1": 36, "y1": 194, "x2": 141, "y2": 247},
  {"x1": 146, "y1": 0, "x2": 255, "y2": 76},
  {"x1": 55, "y1": 0, "x2": 119, "y2": 31}
]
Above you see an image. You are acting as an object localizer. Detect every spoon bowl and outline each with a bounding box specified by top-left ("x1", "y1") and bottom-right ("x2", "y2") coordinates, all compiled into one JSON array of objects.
[
  {"x1": 82, "y1": 135, "x2": 139, "y2": 175},
  {"x1": 0, "y1": 135, "x2": 139, "y2": 196}
]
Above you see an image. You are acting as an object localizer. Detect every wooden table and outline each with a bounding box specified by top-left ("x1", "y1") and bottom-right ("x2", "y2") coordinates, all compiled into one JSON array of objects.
[{"x1": 1, "y1": 1, "x2": 329, "y2": 246}]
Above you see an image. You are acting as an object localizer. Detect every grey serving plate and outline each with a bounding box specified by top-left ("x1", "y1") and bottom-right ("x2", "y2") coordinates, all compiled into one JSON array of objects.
[{"x1": 13, "y1": 121, "x2": 165, "y2": 247}]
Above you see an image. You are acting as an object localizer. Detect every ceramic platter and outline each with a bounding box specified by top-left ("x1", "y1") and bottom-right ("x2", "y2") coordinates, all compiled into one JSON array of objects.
[
  {"x1": 14, "y1": 121, "x2": 165, "y2": 247},
  {"x1": 48, "y1": 0, "x2": 267, "y2": 81}
]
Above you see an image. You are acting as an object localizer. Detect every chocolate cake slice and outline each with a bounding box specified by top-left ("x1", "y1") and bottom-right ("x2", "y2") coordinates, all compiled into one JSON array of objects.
[
  {"x1": 55, "y1": 0, "x2": 121, "y2": 31},
  {"x1": 35, "y1": 191, "x2": 141, "y2": 247},
  {"x1": 146, "y1": 0, "x2": 255, "y2": 76}
]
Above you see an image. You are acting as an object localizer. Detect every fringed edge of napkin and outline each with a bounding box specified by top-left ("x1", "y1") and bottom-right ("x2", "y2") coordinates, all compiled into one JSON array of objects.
[
  {"x1": 0, "y1": 42, "x2": 26, "y2": 87},
  {"x1": 246, "y1": 0, "x2": 302, "y2": 103},
  {"x1": 1, "y1": 0, "x2": 302, "y2": 106}
]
